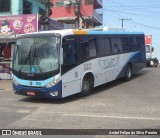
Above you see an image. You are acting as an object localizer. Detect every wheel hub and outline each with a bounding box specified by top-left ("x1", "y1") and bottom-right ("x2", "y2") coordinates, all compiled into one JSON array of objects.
[{"x1": 82, "y1": 81, "x2": 90, "y2": 92}]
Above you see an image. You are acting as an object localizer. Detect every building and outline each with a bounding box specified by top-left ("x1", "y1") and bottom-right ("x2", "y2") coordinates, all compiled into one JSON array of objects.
[
  {"x1": 50, "y1": 0, "x2": 103, "y2": 29},
  {"x1": 0, "y1": 0, "x2": 45, "y2": 79}
]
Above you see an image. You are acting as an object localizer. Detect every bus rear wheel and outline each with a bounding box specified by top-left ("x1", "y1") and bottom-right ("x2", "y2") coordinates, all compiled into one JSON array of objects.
[
  {"x1": 79, "y1": 75, "x2": 93, "y2": 96},
  {"x1": 125, "y1": 64, "x2": 132, "y2": 81}
]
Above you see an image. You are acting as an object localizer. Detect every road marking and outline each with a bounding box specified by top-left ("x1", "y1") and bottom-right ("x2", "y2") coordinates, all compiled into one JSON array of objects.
[
  {"x1": 0, "y1": 106, "x2": 32, "y2": 113},
  {"x1": 17, "y1": 109, "x2": 31, "y2": 113},
  {"x1": 0, "y1": 89, "x2": 13, "y2": 91},
  {"x1": 63, "y1": 113, "x2": 160, "y2": 121}
]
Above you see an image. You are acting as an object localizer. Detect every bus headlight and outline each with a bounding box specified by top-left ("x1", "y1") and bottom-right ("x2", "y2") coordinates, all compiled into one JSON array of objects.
[
  {"x1": 45, "y1": 77, "x2": 60, "y2": 88},
  {"x1": 12, "y1": 78, "x2": 19, "y2": 86}
]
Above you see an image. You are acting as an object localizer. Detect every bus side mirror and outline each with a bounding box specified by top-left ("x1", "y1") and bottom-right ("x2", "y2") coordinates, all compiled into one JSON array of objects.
[
  {"x1": 151, "y1": 47, "x2": 154, "y2": 52},
  {"x1": 60, "y1": 47, "x2": 63, "y2": 65}
]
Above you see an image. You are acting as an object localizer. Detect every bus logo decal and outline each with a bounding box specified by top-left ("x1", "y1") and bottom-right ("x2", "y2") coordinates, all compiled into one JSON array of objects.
[
  {"x1": 84, "y1": 63, "x2": 92, "y2": 71},
  {"x1": 99, "y1": 57, "x2": 119, "y2": 70},
  {"x1": 31, "y1": 66, "x2": 37, "y2": 73}
]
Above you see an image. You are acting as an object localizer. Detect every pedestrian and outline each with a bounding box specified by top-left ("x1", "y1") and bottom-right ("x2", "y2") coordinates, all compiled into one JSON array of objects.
[{"x1": 153, "y1": 57, "x2": 159, "y2": 67}]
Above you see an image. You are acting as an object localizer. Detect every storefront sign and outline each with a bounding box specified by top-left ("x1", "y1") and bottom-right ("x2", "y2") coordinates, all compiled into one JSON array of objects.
[{"x1": 0, "y1": 14, "x2": 38, "y2": 36}]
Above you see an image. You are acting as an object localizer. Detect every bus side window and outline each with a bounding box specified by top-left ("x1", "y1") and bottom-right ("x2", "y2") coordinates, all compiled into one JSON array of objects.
[
  {"x1": 123, "y1": 37, "x2": 132, "y2": 52},
  {"x1": 111, "y1": 38, "x2": 122, "y2": 54},
  {"x1": 79, "y1": 38, "x2": 97, "y2": 60},
  {"x1": 62, "y1": 39, "x2": 77, "y2": 65},
  {"x1": 80, "y1": 41, "x2": 89, "y2": 59},
  {"x1": 96, "y1": 37, "x2": 111, "y2": 56},
  {"x1": 89, "y1": 38, "x2": 96, "y2": 57},
  {"x1": 136, "y1": 36, "x2": 143, "y2": 50}
]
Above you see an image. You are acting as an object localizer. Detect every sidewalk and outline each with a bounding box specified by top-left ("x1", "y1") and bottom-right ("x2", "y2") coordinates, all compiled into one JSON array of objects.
[{"x1": 0, "y1": 80, "x2": 13, "y2": 90}]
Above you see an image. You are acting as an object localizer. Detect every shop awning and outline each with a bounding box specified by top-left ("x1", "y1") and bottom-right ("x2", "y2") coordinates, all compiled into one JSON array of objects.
[{"x1": 0, "y1": 35, "x2": 16, "y2": 43}]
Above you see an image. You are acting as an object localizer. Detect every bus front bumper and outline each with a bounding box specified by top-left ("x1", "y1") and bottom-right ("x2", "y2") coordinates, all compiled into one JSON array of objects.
[{"x1": 13, "y1": 81, "x2": 62, "y2": 98}]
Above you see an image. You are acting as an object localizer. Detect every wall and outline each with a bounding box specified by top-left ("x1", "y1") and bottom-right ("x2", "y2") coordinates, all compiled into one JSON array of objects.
[
  {"x1": 0, "y1": 0, "x2": 45, "y2": 16},
  {"x1": 12, "y1": 0, "x2": 22, "y2": 15},
  {"x1": 51, "y1": 5, "x2": 94, "y2": 18}
]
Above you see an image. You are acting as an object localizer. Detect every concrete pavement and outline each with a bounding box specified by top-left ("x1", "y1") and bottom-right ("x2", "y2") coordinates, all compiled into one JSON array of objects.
[
  {"x1": 0, "y1": 80, "x2": 12, "y2": 90},
  {"x1": 1, "y1": 68, "x2": 160, "y2": 138}
]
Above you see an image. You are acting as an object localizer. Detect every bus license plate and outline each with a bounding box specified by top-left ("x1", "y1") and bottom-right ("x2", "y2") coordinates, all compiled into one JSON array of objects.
[{"x1": 27, "y1": 91, "x2": 36, "y2": 96}]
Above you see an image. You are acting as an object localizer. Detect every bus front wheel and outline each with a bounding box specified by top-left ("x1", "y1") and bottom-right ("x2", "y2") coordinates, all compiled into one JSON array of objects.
[
  {"x1": 79, "y1": 75, "x2": 93, "y2": 96},
  {"x1": 125, "y1": 64, "x2": 132, "y2": 81}
]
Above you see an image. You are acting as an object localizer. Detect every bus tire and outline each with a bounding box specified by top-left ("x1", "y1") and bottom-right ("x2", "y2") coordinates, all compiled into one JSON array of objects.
[
  {"x1": 125, "y1": 64, "x2": 132, "y2": 81},
  {"x1": 79, "y1": 75, "x2": 93, "y2": 96}
]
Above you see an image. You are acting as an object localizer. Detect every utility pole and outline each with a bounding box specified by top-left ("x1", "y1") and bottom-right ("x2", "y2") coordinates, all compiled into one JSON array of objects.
[
  {"x1": 45, "y1": 0, "x2": 50, "y2": 18},
  {"x1": 74, "y1": 0, "x2": 83, "y2": 29},
  {"x1": 119, "y1": 18, "x2": 132, "y2": 28}
]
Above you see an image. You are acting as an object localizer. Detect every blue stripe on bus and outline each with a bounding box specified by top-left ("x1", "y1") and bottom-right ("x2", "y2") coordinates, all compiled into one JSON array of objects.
[
  {"x1": 13, "y1": 75, "x2": 55, "y2": 87},
  {"x1": 87, "y1": 31, "x2": 144, "y2": 35},
  {"x1": 116, "y1": 51, "x2": 141, "y2": 79},
  {"x1": 126, "y1": 51, "x2": 141, "y2": 64}
]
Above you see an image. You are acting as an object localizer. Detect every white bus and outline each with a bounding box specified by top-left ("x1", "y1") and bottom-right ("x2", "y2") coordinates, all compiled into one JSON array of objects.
[{"x1": 12, "y1": 29, "x2": 146, "y2": 98}]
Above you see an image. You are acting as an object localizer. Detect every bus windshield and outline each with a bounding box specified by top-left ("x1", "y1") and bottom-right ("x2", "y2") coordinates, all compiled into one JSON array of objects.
[{"x1": 13, "y1": 36, "x2": 60, "y2": 74}]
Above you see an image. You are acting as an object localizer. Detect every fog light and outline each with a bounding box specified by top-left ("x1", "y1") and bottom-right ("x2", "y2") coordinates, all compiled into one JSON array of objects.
[{"x1": 50, "y1": 91, "x2": 58, "y2": 96}]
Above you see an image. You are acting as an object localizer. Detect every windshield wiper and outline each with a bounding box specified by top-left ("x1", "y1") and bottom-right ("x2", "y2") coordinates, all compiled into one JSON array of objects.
[
  {"x1": 19, "y1": 65, "x2": 23, "y2": 73},
  {"x1": 32, "y1": 44, "x2": 43, "y2": 73},
  {"x1": 18, "y1": 46, "x2": 32, "y2": 73},
  {"x1": 18, "y1": 44, "x2": 43, "y2": 74}
]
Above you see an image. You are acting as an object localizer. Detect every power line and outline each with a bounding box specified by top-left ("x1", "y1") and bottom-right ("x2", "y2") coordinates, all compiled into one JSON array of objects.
[
  {"x1": 103, "y1": 1, "x2": 160, "y2": 17},
  {"x1": 103, "y1": 9, "x2": 159, "y2": 17},
  {"x1": 131, "y1": 20, "x2": 160, "y2": 31}
]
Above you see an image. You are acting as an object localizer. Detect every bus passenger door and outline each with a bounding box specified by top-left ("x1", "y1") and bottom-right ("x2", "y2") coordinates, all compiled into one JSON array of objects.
[{"x1": 61, "y1": 37, "x2": 81, "y2": 97}]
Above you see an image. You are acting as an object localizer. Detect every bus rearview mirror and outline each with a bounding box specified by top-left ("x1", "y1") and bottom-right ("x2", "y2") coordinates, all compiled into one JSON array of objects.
[
  {"x1": 151, "y1": 47, "x2": 154, "y2": 52},
  {"x1": 60, "y1": 48, "x2": 63, "y2": 65}
]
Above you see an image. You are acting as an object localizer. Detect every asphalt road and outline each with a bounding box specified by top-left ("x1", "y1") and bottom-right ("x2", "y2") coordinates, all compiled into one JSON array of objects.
[{"x1": 0, "y1": 67, "x2": 160, "y2": 137}]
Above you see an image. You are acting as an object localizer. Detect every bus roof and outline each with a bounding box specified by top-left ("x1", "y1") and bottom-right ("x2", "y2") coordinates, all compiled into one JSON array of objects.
[
  {"x1": 18, "y1": 29, "x2": 144, "y2": 38},
  {"x1": 72, "y1": 29, "x2": 144, "y2": 35}
]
